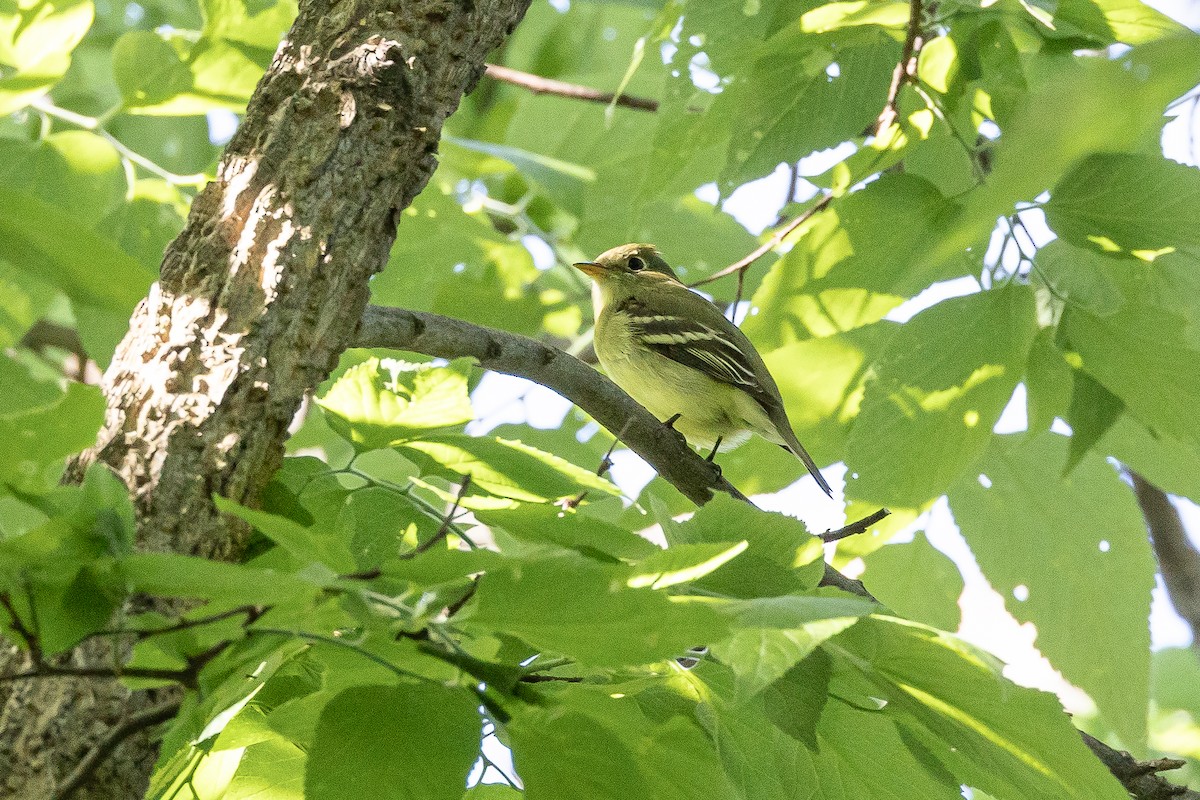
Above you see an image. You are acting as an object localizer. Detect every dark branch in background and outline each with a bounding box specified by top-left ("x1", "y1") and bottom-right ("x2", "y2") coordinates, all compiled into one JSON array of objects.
[
  {"x1": 690, "y1": 195, "x2": 833, "y2": 290},
  {"x1": 402, "y1": 475, "x2": 472, "y2": 559},
  {"x1": 821, "y1": 508, "x2": 891, "y2": 543},
  {"x1": 874, "y1": 0, "x2": 924, "y2": 135},
  {"x1": 483, "y1": 63, "x2": 659, "y2": 112},
  {"x1": 52, "y1": 701, "x2": 182, "y2": 800},
  {"x1": 1130, "y1": 471, "x2": 1200, "y2": 652},
  {"x1": 1081, "y1": 730, "x2": 1200, "y2": 800},
  {"x1": 355, "y1": 305, "x2": 873, "y2": 599}
]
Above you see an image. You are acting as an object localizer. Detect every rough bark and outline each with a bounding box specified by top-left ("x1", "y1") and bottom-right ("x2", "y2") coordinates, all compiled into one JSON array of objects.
[{"x1": 0, "y1": 0, "x2": 530, "y2": 796}]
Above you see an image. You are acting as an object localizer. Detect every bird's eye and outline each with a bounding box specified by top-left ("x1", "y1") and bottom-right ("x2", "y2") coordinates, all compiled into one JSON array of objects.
[{"x1": 628, "y1": 256, "x2": 646, "y2": 272}]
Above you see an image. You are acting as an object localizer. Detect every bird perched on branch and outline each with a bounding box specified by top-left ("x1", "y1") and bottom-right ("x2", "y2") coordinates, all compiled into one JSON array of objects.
[{"x1": 575, "y1": 243, "x2": 833, "y2": 498}]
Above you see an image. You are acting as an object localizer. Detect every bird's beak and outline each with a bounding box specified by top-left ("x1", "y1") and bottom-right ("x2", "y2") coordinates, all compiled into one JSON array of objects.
[{"x1": 573, "y1": 261, "x2": 605, "y2": 279}]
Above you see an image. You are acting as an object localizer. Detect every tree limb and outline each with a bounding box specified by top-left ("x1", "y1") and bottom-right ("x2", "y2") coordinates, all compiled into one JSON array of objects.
[
  {"x1": 51, "y1": 701, "x2": 182, "y2": 800},
  {"x1": 1081, "y1": 730, "x2": 1200, "y2": 800},
  {"x1": 355, "y1": 305, "x2": 873, "y2": 599},
  {"x1": 357, "y1": 305, "x2": 740, "y2": 506},
  {"x1": 1130, "y1": 471, "x2": 1200, "y2": 651},
  {"x1": 484, "y1": 63, "x2": 659, "y2": 112}
]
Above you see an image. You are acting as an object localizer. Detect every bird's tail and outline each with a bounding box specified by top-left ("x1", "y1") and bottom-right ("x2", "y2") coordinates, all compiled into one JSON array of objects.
[{"x1": 768, "y1": 406, "x2": 834, "y2": 498}]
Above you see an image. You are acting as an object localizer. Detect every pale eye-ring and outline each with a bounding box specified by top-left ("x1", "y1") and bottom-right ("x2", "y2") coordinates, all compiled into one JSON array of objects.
[{"x1": 628, "y1": 256, "x2": 646, "y2": 272}]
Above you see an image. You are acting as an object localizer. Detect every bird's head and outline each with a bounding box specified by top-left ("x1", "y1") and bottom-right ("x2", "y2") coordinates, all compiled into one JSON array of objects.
[{"x1": 574, "y1": 243, "x2": 682, "y2": 306}]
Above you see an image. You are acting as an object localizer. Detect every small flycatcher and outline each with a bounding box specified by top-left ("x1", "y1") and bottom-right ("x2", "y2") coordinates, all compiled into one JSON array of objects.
[{"x1": 575, "y1": 243, "x2": 833, "y2": 498}]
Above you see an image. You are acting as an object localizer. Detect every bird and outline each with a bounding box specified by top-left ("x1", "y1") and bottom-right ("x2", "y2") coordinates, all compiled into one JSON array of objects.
[{"x1": 574, "y1": 243, "x2": 833, "y2": 498}]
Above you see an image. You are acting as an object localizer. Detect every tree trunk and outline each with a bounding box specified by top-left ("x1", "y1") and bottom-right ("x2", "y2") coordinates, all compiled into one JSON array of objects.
[{"x1": 0, "y1": 0, "x2": 530, "y2": 795}]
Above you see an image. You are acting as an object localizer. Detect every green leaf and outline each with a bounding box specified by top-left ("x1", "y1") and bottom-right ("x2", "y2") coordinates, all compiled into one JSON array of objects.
[
  {"x1": 119, "y1": 552, "x2": 326, "y2": 604},
  {"x1": 722, "y1": 31, "x2": 899, "y2": 189},
  {"x1": 1064, "y1": 368, "x2": 1124, "y2": 473},
  {"x1": 1033, "y1": 240, "x2": 1126, "y2": 316},
  {"x1": 112, "y1": 30, "x2": 193, "y2": 107},
  {"x1": 0, "y1": 131, "x2": 124, "y2": 227},
  {"x1": 305, "y1": 684, "x2": 481, "y2": 800},
  {"x1": 930, "y1": 36, "x2": 1200, "y2": 266},
  {"x1": 214, "y1": 496, "x2": 355, "y2": 574},
  {"x1": 0, "y1": 381, "x2": 104, "y2": 490},
  {"x1": 1100, "y1": 415, "x2": 1200, "y2": 504},
  {"x1": 761, "y1": 320, "x2": 897, "y2": 471},
  {"x1": 761, "y1": 647, "x2": 832, "y2": 749},
  {"x1": 1059, "y1": 252, "x2": 1200, "y2": 446},
  {"x1": 477, "y1": 503, "x2": 660, "y2": 562},
  {"x1": 673, "y1": 495, "x2": 827, "y2": 597},
  {"x1": 0, "y1": 262, "x2": 56, "y2": 351},
  {"x1": 709, "y1": 592, "x2": 871, "y2": 700},
  {"x1": 317, "y1": 358, "x2": 474, "y2": 451},
  {"x1": 444, "y1": 136, "x2": 596, "y2": 202},
  {"x1": 625, "y1": 541, "x2": 749, "y2": 590},
  {"x1": 0, "y1": 0, "x2": 94, "y2": 114},
  {"x1": 398, "y1": 434, "x2": 619, "y2": 504},
  {"x1": 948, "y1": 432, "x2": 1154, "y2": 748},
  {"x1": 225, "y1": 736, "x2": 305, "y2": 800},
  {"x1": 695, "y1": 663, "x2": 822, "y2": 799},
  {"x1": 846, "y1": 285, "x2": 1038, "y2": 506},
  {"x1": 1152, "y1": 647, "x2": 1200, "y2": 718},
  {"x1": 460, "y1": 552, "x2": 729, "y2": 667},
  {"x1": 509, "y1": 685, "x2": 734, "y2": 800},
  {"x1": 798, "y1": 1, "x2": 911, "y2": 33},
  {"x1": 744, "y1": 175, "x2": 952, "y2": 350},
  {"x1": 1052, "y1": 0, "x2": 1188, "y2": 45},
  {"x1": 0, "y1": 187, "x2": 156, "y2": 312},
  {"x1": 832, "y1": 617, "x2": 1131, "y2": 800},
  {"x1": 813, "y1": 697, "x2": 965, "y2": 799},
  {"x1": 1046, "y1": 153, "x2": 1200, "y2": 255},
  {"x1": 862, "y1": 532, "x2": 963, "y2": 632}
]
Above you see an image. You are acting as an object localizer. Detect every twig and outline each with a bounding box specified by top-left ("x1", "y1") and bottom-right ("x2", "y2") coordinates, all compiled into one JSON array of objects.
[
  {"x1": 1080, "y1": 730, "x2": 1200, "y2": 800},
  {"x1": 401, "y1": 475, "x2": 472, "y2": 559},
  {"x1": 0, "y1": 591, "x2": 44, "y2": 666},
  {"x1": 51, "y1": 700, "x2": 182, "y2": 800},
  {"x1": 564, "y1": 418, "x2": 632, "y2": 509},
  {"x1": 0, "y1": 664, "x2": 194, "y2": 687},
  {"x1": 85, "y1": 605, "x2": 265, "y2": 643},
  {"x1": 774, "y1": 162, "x2": 802, "y2": 226},
  {"x1": 821, "y1": 508, "x2": 891, "y2": 543},
  {"x1": 689, "y1": 195, "x2": 833, "y2": 289},
  {"x1": 874, "y1": 0, "x2": 924, "y2": 135},
  {"x1": 483, "y1": 63, "x2": 659, "y2": 112}
]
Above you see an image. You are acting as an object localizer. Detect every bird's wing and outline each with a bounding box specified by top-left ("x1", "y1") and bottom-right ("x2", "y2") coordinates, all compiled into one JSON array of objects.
[{"x1": 618, "y1": 299, "x2": 777, "y2": 409}]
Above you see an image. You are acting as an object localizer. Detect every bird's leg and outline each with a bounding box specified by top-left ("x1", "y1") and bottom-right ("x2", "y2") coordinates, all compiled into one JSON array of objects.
[
  {"x1": 705, "y1": 436, "x2": 724, "y2": 463},
  {"x1": 663, "y1": 413, "x2": 682, "y2": 430}
]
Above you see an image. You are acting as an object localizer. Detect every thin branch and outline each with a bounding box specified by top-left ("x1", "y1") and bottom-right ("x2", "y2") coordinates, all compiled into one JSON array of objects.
[
  {"x1": 86, "y1": 605, "x2": 265, "y2": 643},
  {"x1": 356, "y1": 306, "x2": 874, "y2": 600},
  {"x1": 821, "y1": 508, "x2": 892, "y2": 543},
  {"x1": 0, "y1": 591, "x2": 43, "y2": 666},
  {"x1": 773, "y1": 162, "x2": 802, "y2": 226},
  {"x1": 689, "y1": 194, "x2": 833, "y2": 288},
  {"x1": 1080, "y1": 730, "x2": 1200, "y2": 800},
  {"x1": 0, "y1": 664, "x2": 194, "y2": 687},
  {"x1": 402, "y1": 475, "x2": 472, "y2": 559},
  {"x1": 483, "y1": 63, "x2": 659, "y2": 112},
  {"x1": 564, "y1": 417, "x2": 631, "y2": 509},
  {"x1": 1130, "y1": 471, "x2": 1200, "y2": 651},
  {"x1": 51, "y1": 700, "x2": 182, "y2": 800},
  {"x1": 874, "y1": 0, "x2": 924, "y2": 135}
]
